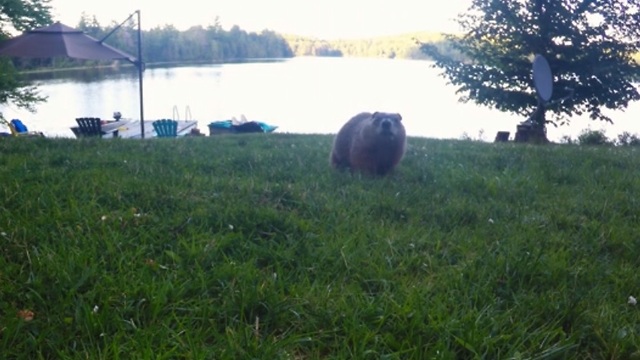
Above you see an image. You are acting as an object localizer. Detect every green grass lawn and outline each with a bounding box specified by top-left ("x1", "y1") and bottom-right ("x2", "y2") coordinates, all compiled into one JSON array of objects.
[{"x1": 1, "y1": 134, "x2": 640, "y2": 359}]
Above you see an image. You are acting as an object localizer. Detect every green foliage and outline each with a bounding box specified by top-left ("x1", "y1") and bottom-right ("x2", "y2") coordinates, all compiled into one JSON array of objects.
[
  {"x1": 283, "y1": 32, "x2": 446, "y2": 59},
  {"x1": 0, "y1": 59, "x2": 46, "y2": 111},
  {"x1": 79, "y1": 19, "x2": 294, "y2": 65},
  {"x1": 0, "y1": 0, "x2": 51, "y2": 36},
  {"x1": 2, "y1": 134, "x2": 640, "y2": 358},
  {"x1": 421, "y1": 0, "x2": 640, "y2": 127},
  {"x1": 557, "y1": 130, "x2": 640, "y2": 147},
  {"x1": 576, "y1": 129, "x2": 612, "y2": 146},
  {"x1": 617, "y1": 131, "x2": 640, "y2": 146},
  {"x1": 557, "y1": 135, "x2": 575, "y2": 145},
  {"x1": 0, "y1": 0, "x2": 51, "y2": 114}
]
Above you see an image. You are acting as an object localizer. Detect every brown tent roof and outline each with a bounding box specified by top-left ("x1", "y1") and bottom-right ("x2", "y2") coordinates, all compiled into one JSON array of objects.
[{"x1": 0, "y1": 22, "x2": 135, "y2": 62}]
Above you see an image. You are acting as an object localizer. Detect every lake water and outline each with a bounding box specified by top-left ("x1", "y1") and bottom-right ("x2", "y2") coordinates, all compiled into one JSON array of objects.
[{"x1": 2, "y1": 56, "x2": 639, "y2": 141}]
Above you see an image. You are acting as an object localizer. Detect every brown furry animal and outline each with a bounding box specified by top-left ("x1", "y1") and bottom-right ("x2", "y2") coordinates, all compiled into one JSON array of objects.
[{"x1": 330, "y1": 112, "x2": 406, "y2": 176}]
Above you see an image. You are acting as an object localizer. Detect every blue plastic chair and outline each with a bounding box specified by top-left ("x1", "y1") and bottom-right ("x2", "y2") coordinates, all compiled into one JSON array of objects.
[
  {"x1": 153, "y1": 119, "x2": 178, "y2": 138},
  {"x1": 5, "y1": 119, "x2": 43, "y2": 137}
]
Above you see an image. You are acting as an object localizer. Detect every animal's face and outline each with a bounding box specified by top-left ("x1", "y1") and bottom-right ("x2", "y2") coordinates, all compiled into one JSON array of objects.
[{"x1": 371, "y1": 112, "x2": 403, "y2": 137}]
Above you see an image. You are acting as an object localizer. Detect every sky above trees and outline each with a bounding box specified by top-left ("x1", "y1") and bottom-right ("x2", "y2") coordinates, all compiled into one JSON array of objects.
[{"x1": 48, "y1": 0, "x2": 468, "y2": 38}]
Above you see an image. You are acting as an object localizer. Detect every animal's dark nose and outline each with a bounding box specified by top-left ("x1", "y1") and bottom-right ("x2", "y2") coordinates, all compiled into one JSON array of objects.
[{"x1": 381, "y1": 119, "x2": 391, "y2": 130}]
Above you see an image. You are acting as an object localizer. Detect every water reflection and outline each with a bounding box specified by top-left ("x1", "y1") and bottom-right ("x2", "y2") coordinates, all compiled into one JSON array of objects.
[
  {"x1": 3, "y1": 57, "x2": 640, "y2": 141},
  {"x1": 21, "y1": 65, "x2": 138, "y2": 83}
]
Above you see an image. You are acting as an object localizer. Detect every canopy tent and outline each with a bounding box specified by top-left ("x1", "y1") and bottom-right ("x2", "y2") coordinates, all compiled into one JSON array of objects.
[{"x1": 0, "y1": 12, "x2": 146, "y2": 137}]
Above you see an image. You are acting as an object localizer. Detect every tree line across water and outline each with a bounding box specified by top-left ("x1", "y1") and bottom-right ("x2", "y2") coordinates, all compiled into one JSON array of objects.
[{"x1": 11, "y1": 14, "x2": 454, "y2": 71}]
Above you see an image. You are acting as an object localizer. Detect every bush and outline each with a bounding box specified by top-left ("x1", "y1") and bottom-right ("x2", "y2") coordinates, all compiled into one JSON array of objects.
[
  {"x1": 577, "y1": 129, "x2": 611, "y2": 146},
  {"x1": 616, "y1": 131, "x2": 640, "y2": 146}
]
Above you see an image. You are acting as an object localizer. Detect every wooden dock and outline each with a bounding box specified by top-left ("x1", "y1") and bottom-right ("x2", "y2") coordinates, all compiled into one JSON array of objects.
[{"x1": 71, "y1": 120, "x2": 198, "y2": 139}]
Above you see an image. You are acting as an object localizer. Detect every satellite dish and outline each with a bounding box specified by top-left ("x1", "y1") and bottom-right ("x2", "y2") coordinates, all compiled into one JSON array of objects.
[{"x1": 532, "y1": 54, "x2": 553, "y2": 102}]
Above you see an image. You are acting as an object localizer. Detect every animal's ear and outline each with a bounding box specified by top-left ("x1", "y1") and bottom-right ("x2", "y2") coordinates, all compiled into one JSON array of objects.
[
  {"x1": 396, "y1": 113, "x2": 402, "y2": 121},
  {"x1": 372, "y1": 112, "x2": 379, "y2": 118}
]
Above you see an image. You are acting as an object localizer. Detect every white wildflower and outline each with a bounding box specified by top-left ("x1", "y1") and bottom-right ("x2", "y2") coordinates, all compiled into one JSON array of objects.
[
  {"x1": 629, "y1": 296, "x2": 637, "y2": 306},
  {"x1": 101, "y1": 215, "x2": 107, "y2": 221},
  {"x1": 488, "y1": 218, "x2": 495, "y2": 224},
  {"x1": 93, "y1": 305, "x2": 99, "y2": 313},
  {"x1": 228, "y1": 224, "x2": 234, "y2": 230}
]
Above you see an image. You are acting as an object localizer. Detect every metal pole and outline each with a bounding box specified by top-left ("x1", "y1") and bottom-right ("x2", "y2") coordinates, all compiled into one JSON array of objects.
[
  {"x1": 136, "y1": 10, "x2": 145, "y2": 138},
  {"x1": 100, "y1": 10, "x2": 145, "y2": 138}
]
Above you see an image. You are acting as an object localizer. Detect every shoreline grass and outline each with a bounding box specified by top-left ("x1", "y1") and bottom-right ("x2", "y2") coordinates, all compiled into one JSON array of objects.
[{"x1": 1, "y1": 134, "x2": 640, "y2": 358}]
